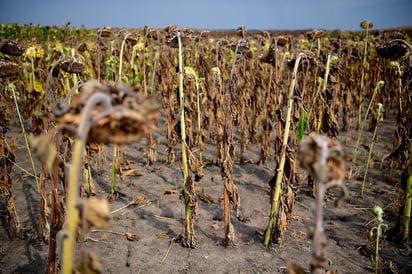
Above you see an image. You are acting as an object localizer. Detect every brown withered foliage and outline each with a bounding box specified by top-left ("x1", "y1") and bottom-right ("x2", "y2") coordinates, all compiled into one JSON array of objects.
[
  {"x1": 83, "y1": 198, "x2": 110, "y2": 228},
  {"x1": 180, "y1": 175, "x2": 198, "y2": 248},
  {"x1": 268, "y1": 148, "x2": 296, "y2": 244},
  {"x1": 29, "y1": 130, "x2": 61, "y2": 174},
  {"x1": 0, "y1": 138, "x2": 21, "y2": 239}
]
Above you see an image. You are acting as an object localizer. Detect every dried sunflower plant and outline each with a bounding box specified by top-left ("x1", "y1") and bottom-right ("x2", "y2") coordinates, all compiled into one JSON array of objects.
[
  {"x1": 31, "y1": 80, "x2": 159, "y2": 273},
  {"x1": 295, "y1": 134, "x2": 348, "y2": 274}
]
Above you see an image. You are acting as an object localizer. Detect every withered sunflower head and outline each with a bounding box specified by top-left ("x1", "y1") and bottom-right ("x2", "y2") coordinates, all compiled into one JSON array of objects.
[{"x1": 55, "y1": 80, "x2": 160, "y2": 145}]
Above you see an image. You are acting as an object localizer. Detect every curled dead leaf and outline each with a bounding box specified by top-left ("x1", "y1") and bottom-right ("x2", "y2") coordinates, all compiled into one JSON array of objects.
[
  {"x1": 198, "y1": 193, "x2": 214, "y2": 204},
  {"x1": 287, "y1": 260, "x2": 306, "y2": 274},
  {"x1": 120, "y1": 169, "x2": 143, "y2": 180},
  {"x1": 129, "y1": 195, "x2": 146, "y2": 206},
  {"x1": 29, "y1": 132, "x2": 60, "y2": 174},
  {"x1": 188, "y1": 152, "x2": 203, "y2": 181},
  {"x1": 125, "y1": 232, "x2": 139, "y2": 241},
  {"x1": 83, "y1": 197, "x2": 110, "y2": 228}
]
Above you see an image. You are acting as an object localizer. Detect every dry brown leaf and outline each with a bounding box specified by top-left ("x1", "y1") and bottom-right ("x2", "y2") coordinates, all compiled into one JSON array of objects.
[
  {"x1": 198, "y1": 193, "x2": 214, "y2": 204},
  {"x1": 84, "y1": 198, "x2": 110, "y2": 228},
  {"x1": 129, "y1": 196, "x2": 146, "y2": 206},
  {"x1": 164, "y1": 189, "x2": 179, "y2": 195},
  {"x1": 155, "y1": 231, "x2": 168, "y2": 239},
  {"x1": 287, "y1": 260, "x2": 306, "y2": 274},
  {"x1": 106, "y1": 194, "x2": 116, "y2": 203},
  {"x1": 125, "y1": 232, "x2": 139, "y2": 241},
  {"x1": 29, "y1": 132, "x2": 60, "y2": 174},
  {"x1": 120, "y1": 169, "x2": 143, "y2": 179},
  {"x1": 75, "y1": 251, "x2": 102, "y2": 274}
]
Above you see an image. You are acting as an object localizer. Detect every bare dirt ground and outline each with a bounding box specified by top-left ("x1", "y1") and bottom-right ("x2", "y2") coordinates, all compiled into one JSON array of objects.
[{"x1": 1, "y1": 108, "x2": 411, "y2": 274}]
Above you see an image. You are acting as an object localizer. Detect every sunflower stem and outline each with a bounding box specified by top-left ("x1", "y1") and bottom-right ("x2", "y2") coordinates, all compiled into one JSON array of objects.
[
  {"x1": 264, "y1": 53, "x2": 303, "y2": 246},
  {"x1": 8, "y1": 83, "x2": 40, "y2": 192},
  {"x1": 61, "y1": 92, "x2": 112, "y2": 274}
]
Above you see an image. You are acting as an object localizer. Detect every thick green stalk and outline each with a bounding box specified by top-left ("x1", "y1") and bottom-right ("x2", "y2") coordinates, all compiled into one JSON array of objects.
[
  {"x1": 264, "y1": 53, "x2": 304, "y2": 246},
  {"x1": 177, "y1": 32, "x2": 193, "y2": 245},
  {"x1": 62, "y1": 139, "x2": 83, "y2": 274}
]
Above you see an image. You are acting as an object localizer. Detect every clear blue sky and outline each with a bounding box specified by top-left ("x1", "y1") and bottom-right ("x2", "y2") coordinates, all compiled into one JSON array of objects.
[{"x1": 1, "y1": 0, "x2": 411, "y2": 30}]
